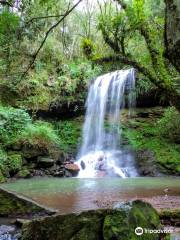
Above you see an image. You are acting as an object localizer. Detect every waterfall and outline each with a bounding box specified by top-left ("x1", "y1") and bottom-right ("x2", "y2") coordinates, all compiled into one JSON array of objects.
[{"x1": 76, "y1": 69, "x2": 138, "y2": 178}]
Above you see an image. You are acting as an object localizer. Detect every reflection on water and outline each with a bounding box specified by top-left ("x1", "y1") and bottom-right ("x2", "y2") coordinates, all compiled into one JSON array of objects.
[{"x1": 2, "y1": 177, "x2": 180, "y2": 214}]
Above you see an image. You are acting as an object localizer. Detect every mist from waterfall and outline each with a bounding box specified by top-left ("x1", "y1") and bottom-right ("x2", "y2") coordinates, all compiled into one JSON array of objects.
[{"x1": 76, "y1": 69, "x2": 138, "y2": 178}]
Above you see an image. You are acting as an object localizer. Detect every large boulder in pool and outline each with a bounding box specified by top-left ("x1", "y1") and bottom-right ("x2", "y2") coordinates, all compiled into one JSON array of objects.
[
  {"x1": 64, "y1": 163, "x2": 80, "y2": 177},
  {"x1": 21, "y1": 200, "x2": 163, "y2": 240}
]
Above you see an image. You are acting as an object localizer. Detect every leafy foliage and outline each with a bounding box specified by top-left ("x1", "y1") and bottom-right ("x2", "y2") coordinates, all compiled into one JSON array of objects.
[
  {"x1": 18, "y1": 121, "x2": 60, "y2": 150},
  {"x1": 54, "y1": 117, "x2": 83, "y2": 152},
  {"x1": 81, "y1": 38, "x2": 95, "y2": 59},
  {"x1": 157, "y1": 107, "x2": 180, "y2": 143},
  {"x1": 0, "y1": 106, "x2": 31, "y2": 146},
  {"x1": 123, "y1": 109, "x2": 180, "y2": 174}
]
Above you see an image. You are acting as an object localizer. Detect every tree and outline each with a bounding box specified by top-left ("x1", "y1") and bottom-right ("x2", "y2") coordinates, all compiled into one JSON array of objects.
[
  {"x1": 95, "y1": 0, "x2": 180, "y2": 111},
  {"x1": 164, "y1": 0, "x2": 180, "y2": 72},
  {"x1": 0, "y1": 0, "x2": 82, "y2": 79}
]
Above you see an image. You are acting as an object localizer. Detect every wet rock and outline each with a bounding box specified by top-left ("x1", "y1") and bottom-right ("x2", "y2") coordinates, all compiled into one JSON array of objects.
[
  {"x1": 52, "y1": 151, "x2": 66, "y2": 165},
  {"x1": 136, "y1": 150, "x2": 159, "y2": 176},
  {"x1": 64, "y1": 169, "x2": 73, "y2": 177},
  {"x1": 21, "y1": 200, "x2": 162, "y2": 240},
  {"x1": 30, "y1": 170, "x2": 45, "y2": 177},
  {"x1": 37, "y1": 157, "x2": 55, "y2": 168},
  {"x1": 53, "y1": 170, "x2": 64, "y2": 177},
  {"x1": 64, "y1": 163, "x2": 80, "y2": 177},
  {"x1": 80, "y1": 160, "x2": 86, "y2": 170},
  {"x1": 0, "y1": 225, "x2": 20, "y2": 240}
]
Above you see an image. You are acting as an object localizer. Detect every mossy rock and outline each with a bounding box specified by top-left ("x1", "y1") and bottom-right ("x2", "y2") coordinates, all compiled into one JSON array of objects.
[
  {"x1": 104, "y1": 200, "x2": 160, "y2": 240},
  {"x1": 0, "y1": 188, "x2": 49, "y2": 217},
  {"x1": 21, "y1": 200, "x2": 162, "y2": 240},
  {"x1": 22, "y1": 144, "x2": 48, "y2": 159},
  {"x1": 0, "y1": 169, "x2": 5, "y2": 183},
  {"x1": 16, "y1": 168, "x2": 31, "y2": 178},
  {"x1": 159, "y1": 209, "x2": 180, "y2": 226},
  {"x1": 22, "y1": 210, "x2": 104, "y2": 240},
  {"x1": 7, "y1": 153, "x2": 22, "y2": 174}
]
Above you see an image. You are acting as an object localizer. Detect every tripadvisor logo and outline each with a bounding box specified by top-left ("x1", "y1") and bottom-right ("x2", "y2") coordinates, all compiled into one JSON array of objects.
[
  {"x1": 135, "y1": 227, "x2": 173, "y2": 235},
  {"x1": 135, "y1": 227, "x2": 143, "y2": 236}
]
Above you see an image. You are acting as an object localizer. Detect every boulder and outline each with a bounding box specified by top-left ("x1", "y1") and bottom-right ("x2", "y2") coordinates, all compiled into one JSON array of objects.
[
  {"x1": 0, "y1": 188, "x2": 49, "y2": 217},
  {"x1": 37, "y1": 157, "x2": 55, "y2": 168},
  {"x1": 22, "y1": 144, "x2": 48, "y2": 159},
  {"x1": 136, "y1": 150, "x2": 159, "y2": 176},
  {"x1": 64, "y1": 163, "x2": 80, "y2": 177},
  {"x1": 21, "y1": 200, "x2": 163, "y2": 240},
  {"x1": 16, "y1": 169, "x2": 31, "y2": 178}
]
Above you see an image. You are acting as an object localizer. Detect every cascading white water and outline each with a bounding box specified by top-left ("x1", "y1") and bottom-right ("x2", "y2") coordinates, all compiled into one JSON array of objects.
[{"x1": 76, "y1": 69, "x2": 138, "y2": 178}]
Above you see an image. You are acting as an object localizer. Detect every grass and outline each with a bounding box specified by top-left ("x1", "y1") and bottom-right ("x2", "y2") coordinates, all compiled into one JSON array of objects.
[
  {"x1": 123, "y1": 110, "x2": 180, "y2": 175},
  {"x1": 18, "y1": 121, "x2": 60, "y2": 150}
]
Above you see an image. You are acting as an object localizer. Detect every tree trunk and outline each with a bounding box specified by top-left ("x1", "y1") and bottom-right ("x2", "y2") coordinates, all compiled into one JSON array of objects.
[{"x1": 165, "y1": 0, "x2": 180, "y2": 72}]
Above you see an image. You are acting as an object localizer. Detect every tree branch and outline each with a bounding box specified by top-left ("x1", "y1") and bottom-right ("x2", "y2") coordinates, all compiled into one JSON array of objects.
[
  {"x1": 0, "y1": 0, "x2": 12, "y2": 7},
  {"x1": 25, "y1": 15, "x2": 65, "y2": 26},
  {"x1": 21, "y1": 0, "x2": 82, "y2": 78},
  {"x1": 95, "y1": 55, "x2": 159, "y2": 86}
]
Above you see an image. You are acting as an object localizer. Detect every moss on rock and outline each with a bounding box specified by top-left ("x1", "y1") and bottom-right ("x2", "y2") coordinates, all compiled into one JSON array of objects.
[
  {"x1": 122, "y1": 108, "x2": 180, "y2": 176},
  {"x1": 0, "y1": 188, "x2": 49, "y2": 217},
  {"x1": 0, "y1": 169, "x2": 5, "y2": 183},
  {"x1": 7, "y1": 153, "x2": 22, "y2": 174},
  {"x1": 103, "y1": 200, "x2": 160, "y2": 240},
  {"x1": 16, "y1": 168, "x2": 31, "y2": 178},
  {"x1": 21, "y1": 200, "x2": 163, "y2": 240}
]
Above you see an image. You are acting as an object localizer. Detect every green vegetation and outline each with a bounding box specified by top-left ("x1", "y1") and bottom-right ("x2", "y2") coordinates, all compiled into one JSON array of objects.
[
  {"x1": 0, "y1": 105, "x2": 84, "y2": 182},
  {"x1": 0, "y1": 0, "x2": 179, "y2": 181},
  {"x1": 54, "y1": 117, "x2": 83, "y2": 153},
  {"x1": 157, "y1": 107, "x2": 180, "y2": 143},
  {"x1": 0, "y1": 106, "x2": 31, "y2": 146},
  {"x1": 18, "y1": 121, "x2": 60, "y2": 151},
  {"x1": 0, "y1": 188, "x2": 46, "y2": 217},
  {"x1": 123, "y1": 107, "x2": 180, "y2": 175},
  {"x1": 0, "y1": 106, "x2": 60, "y2": 181},
  {"x1": 21, "y1": 200, "x2": 161, "y2": 240}
]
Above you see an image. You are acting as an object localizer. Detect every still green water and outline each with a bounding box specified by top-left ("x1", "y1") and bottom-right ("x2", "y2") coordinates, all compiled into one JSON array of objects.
[
  {"x1": 1, "y1": 177, "x2": 180, "y2": 213},
  {"x1": 2, "y1": 177, "x2": 180, "y2": 195}
]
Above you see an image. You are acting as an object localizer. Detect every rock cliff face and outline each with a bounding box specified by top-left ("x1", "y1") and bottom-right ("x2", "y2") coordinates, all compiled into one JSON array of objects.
[{"x1": 165, "y1": 0, "x2": 180, "y2": 72}]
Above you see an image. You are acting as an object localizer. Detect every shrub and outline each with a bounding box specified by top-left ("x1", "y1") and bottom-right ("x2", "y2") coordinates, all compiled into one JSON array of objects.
[
  {"x1": 0, "y1": 106, "x2": 31, "y2": 146},
  {"x1": 7, "y1": 153, "x2": 22, "y2": 174},
  {"x1": 0, "y1": 148, "x2": 23, "y2": 178},
  {"x1": 157, "y1": 107, "x2": 180, "y2": 143},
  {"x1": 81, "y1": 38, "x2": 95, "y2": 59},
  {"x1": 0, "y1": 148, "x2": 8, "y2": 177},
  {"x1": 54, "y1": 118, "x2": 82, "y2": 152},
  {"x1": 18, "y1": 121, "x2": 60, "y2": 151}
]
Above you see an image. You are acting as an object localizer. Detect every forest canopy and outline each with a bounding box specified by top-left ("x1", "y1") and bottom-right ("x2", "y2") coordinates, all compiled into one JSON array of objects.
[{"x1": 0, "y1": 0, "x2": 179, "y2": 111}]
